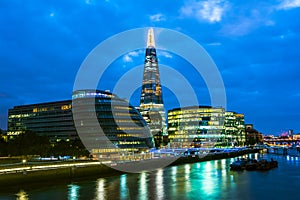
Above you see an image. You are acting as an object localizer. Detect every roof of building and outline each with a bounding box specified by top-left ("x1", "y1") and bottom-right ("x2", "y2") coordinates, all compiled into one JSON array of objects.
[{"x1": 168, "y1": 105, "x2": 213, "y2": 112}]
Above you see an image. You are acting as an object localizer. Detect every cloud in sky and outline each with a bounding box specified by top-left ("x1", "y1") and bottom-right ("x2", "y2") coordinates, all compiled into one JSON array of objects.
[
  {"x1": 150, "y1": 13, "x2": 166, "y2": 22},
  {"x1": 157, "y1": 51, "x2": 173, "y2": 59},
  {"x1": 218, "y1": 0, "x2": 300, "y2": 37},
  {"x1": 180, "y1": 0, "x2": 229, "y2": 23},
  {"x1": 123, "y1": 55, "x2": 133, "y2": 62},
  {"x1": 277, "y1": 0, "x2": 300, "y2": 10},
  {"x1": 123, "y1": 50, "x2": 143, "y2": 63},
  {"x1": 206, "y1": 42, "x2": 222, "y2": 46},
  {"x1": 218, "y1": 2, "x2": 276, "y2": 36}
]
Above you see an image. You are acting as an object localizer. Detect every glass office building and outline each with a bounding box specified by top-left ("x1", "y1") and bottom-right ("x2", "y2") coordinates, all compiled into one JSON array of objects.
[
  {"x1": 72, "y1": 89, "x2": 154, "y2": 160},
  {"x1": 168, "y1": 106, "x2": 246, "y2": 148},
  {"x1": 8, "y1": 90, "x2": 154, "y2": 160},
  {"x1": 7, "y1": 100, "x2": 76, "y2": 142},
  {"x1": 224, "y1": 111, "x2": 246, "y2": 146}
]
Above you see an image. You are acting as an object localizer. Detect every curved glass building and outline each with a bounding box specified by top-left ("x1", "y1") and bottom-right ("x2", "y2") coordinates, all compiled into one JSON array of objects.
[{"x1": 72, "y1": 89, "x2": 154, "y2": 160}]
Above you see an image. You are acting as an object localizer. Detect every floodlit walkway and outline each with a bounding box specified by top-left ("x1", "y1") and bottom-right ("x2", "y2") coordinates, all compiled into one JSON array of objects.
[{"x1": 0, "y1": 161, "x2": 102, "y2": 174}]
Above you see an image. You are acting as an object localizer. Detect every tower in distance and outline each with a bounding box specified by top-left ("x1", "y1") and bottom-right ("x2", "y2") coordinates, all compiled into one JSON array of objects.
[{"x1": 139, "y1": 28, "x2": 167, "y2": 148}]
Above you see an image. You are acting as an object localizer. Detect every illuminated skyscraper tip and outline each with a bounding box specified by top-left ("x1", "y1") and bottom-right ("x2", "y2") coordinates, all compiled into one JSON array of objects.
[{"x1": 147, "y1": 28, "x2": 155, "y2": 48}]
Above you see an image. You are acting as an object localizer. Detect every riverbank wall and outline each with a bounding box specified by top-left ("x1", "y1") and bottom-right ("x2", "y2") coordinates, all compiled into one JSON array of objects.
[
  {"x1": 0, "y1": 148, "x2": 259, "y2": 189},
  {"x1": 170, "y1": 148, "x2": 259, "y2": 166},
  {"x1": 0, "y1": 164, "x2": 121, "y2": 189}
]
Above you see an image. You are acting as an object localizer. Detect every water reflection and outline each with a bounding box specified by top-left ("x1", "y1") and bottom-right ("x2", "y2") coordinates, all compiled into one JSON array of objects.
[
  {"x1": 156, "y1": 169, "x2": 164, "y2": 200},
  {"x1": 138, "y1": 172, "x2": 147, "y2": 200},
  {"x1": 3, "y1": 154, "x2": 300, "y2": 200},
  {"x1": 171, "y1": 166, "x2": 177, "y2": 176},
  {"x1": 68, "y1": 184, "x2": 80, "y2": 200},
  {"x1": 171, "y1": 166, "x2": 177, "y2": 195},
  {"x1": 221, "y1": 159, "x2": 227, "y2": 177},
  {"x1": 95, "y1": 178, "x2": 106, "y2": 200},
  {"x1": 286, "y1": 155, "x2": 300, "y2": 166},
  {"x1": 202, "y1": 161, "x2": 214, "y2": 195},
  {"x1": 16, "y1": 190, "x2": 29, "y2": 200},
  {"x1": 184, "y1": 164, "x2": 191, "y2": 192},
  {"x1": 120, "y1": 174, "x2": 128, "y2": 200}
]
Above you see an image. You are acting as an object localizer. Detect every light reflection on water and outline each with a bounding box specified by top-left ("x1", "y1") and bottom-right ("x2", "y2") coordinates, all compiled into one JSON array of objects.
[
  {"x1": 95, "y1": 178, "x2": 105, "y2": 200},
  {"x1": 202, "y1": 161, "x2": 214, "y2": 195},
  {"x1": 156, "y1": 169, "x2": 164, "y2": 200},
  {"x1": 16, "y1": 190, "x2": 29, "y2": 200},
  {"x1": 184, "y1": 164, "x2": 191, "y2": 193},
  {"x1": 68, "y1": 184, "x2": 80, "y2": 200},
  {"x1": 120, "y1": 174, "x2": 127, "y2": 200},
  {"x1": 2, "y1": 153, "x2": 300, "y2": 200},
  {"x1": 171, "y1": 166, "x2": 177, "y2": 195},
  {"x1": 138, "y1": 172, "x2": 147, "y2": 200}
]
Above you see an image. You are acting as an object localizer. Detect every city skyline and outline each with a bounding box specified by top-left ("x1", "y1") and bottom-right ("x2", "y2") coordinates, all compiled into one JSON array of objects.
[{"x1": 1, "y1": 0, "x2": 300, "y2": 134}]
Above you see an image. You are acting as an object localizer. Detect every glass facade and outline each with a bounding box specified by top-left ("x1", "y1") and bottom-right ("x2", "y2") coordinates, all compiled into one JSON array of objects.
[
  {"x1": 224, "y1": 112, "x2": 246, "y2": 146},
  {"x1": 72, "y1": 90, "x2": 154, "y2": 160},
  {"x1": 7, "y1": 100, "x2": 76, "y2": 142},
  {"x1": 168, "y1": 106, "x2": 225, "y2": 148},
  {"x1": 139, "y1": 28, "x2": 167, "y2": 148},
  {"x1": 7, "y1": 89, "x2": 155, "y2": 160},
  {"x1": 168, "y1": 106, "x2": 246, "y2": 148}
]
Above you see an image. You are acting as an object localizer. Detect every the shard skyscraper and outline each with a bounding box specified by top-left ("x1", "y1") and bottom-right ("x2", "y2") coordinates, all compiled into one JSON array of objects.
[{"x1": 139, "y1": 28, "x2": 166, "y2": 148}]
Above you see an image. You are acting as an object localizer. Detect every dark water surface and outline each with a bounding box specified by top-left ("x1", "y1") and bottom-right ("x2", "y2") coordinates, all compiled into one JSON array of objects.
[{"x1": 1, "y1": 153, "x2": 300, "y2": 200}]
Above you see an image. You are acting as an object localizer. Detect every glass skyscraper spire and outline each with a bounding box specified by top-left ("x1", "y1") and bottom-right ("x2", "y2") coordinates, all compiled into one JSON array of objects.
[{"x1": 140, "y1": 28, "x2": 166, "y2": 148}]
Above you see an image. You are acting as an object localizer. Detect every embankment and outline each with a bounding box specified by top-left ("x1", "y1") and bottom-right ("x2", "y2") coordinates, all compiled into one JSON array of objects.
[{"x1": 0, "y1": 148, "x2": 259, "y2": 189}]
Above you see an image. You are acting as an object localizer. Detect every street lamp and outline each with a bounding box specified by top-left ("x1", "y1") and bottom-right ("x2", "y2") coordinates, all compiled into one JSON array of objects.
[
  {"x1": 22, "y1": 159, "x2": 27, "y2": 174},
  {"x1": 22, "y1": 159, "x2": 27, "y2": 166}
]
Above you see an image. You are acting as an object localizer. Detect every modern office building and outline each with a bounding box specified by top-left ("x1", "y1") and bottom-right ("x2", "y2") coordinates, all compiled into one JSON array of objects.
[
  {"x1": 224, "y1": 111, "x2": 246, "y2": 146},
  {"x1": 7, "y1": 100, "x2": 77, "y2": 142},
  {"x1": 7, "y1": 90, "x2": 154, "y2": 160},
  {"x1": 168, "y1": 106, "x2": 225, "y2": 148},
  {"x1": 168, "y1": 106, "x2": 246, "y2": 148},
  {"x1": 139, "y1": 28, "x2": 167, "y2": 148},
  {"x1": 72, "y1": 89, "x2": 154, "y2": 160}
]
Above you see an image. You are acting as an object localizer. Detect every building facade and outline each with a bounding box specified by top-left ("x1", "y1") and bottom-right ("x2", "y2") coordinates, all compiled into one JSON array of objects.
[
  {"x1": 7, "y1": 100, "x2": 77, "y2": 142},
  {"x1": 72, "y1": 89, "x2": 154, "y2": 160},
  {"x1": 245, "y1": 124, "x2": 263, "y2": 145},
  {"x1": 224, "y1": 112, "x2": 246, "y2": 146},
  {"x1": 168, "y1": 106, "x2": 225, "y2": 148},
  {"x1": 139, "y1": 28, "x2": 167, "y2": 148},
  {"x1": 168, "y1": 106, "x2": 246, "y2": 148},
  {"x1": 8, "y1": 90, "x2": 155, "y2": 160}
]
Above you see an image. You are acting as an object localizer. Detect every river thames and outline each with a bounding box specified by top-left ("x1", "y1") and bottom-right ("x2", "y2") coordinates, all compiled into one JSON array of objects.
[{"x1": 1, "y1": 153, "x2": 300, "y2": 200}]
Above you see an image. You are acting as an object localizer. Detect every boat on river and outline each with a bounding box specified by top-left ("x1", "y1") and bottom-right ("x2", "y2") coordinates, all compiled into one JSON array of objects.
[
  {"x1": 230, "y1": 158, "x2": 278, "y2": 171},
  {"x1": 229, "y1": 158, "x2": 248, "y2": 170}
]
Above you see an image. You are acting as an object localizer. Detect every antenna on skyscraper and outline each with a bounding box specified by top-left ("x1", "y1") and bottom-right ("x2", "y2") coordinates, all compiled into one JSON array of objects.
[{"x1": 147, "y1": 28, "x2": 155, "y2": 48}]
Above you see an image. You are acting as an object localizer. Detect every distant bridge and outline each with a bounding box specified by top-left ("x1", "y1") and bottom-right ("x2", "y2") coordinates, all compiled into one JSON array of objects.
[{"x1": 263, "y1": 138, "x2": 300, "y2": 145}]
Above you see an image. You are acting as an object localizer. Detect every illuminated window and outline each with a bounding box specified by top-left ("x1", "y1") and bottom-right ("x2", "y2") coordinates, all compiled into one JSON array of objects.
[
  {"x1": 61, "y1": 105, "x2": 72, "y2": 110},
  {"x1": 33, "y1": 107, "x2": 48, "y2": 112}
]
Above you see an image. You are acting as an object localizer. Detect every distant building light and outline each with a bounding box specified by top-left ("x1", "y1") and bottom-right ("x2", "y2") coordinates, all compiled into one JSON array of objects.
[{"x1": 61, "y1": 105, "x2": 72, "y2": 110}]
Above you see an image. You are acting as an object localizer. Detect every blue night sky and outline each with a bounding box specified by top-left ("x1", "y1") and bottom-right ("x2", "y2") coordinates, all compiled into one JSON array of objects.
[{"x1": 0, "y1": 0, "x2": 300, "y2": 135}]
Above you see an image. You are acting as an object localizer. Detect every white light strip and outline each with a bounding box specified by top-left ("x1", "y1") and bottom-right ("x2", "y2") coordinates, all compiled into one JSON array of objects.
[{"x1": 0, "y1": 162, "x2": 102, "y2": 174}]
